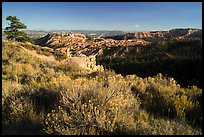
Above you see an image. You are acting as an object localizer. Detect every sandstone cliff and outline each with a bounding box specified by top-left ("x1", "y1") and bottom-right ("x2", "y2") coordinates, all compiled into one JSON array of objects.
[
  {"x1": 35, "y1": 28, "x2": 201, "y2": 58},
  {"x1": 134, "y1": 28, "x2": 201, "y2": 40}
]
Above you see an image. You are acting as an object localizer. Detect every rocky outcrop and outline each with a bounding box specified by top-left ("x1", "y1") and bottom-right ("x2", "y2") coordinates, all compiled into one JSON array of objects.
[
  {"x1": 35, "y1": 28, "x2": 201, "y2": 58},
  {"x1": 68, "y1": 56, "x2": 104, "y2": 72},
  {"x1": 36, "y1": 32, "x2": 150, "y2": 57},
  {"x1": 135, "y1": 32, "x2": 153, "y2": 38},
  {"x1": 168, "y1": 28, "x2": 202, "y2": 40},
  {"x1": 134, "y1": 28, "x2": 201, "y2": 40},
  {"x1": 134, "y1": 31, "x2": 169, "y2": 39},
  {"x1": 36, "y1": 33, "x2": 87, "y2": 49},
  {"x1": 150, "y1": 31, "x2": 168, "y2": 38}
]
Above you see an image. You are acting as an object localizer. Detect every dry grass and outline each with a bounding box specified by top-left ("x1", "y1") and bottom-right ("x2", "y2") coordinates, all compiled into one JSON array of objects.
[{"x1": 2, "y1": 41, "x2": 202, "y2": 135}]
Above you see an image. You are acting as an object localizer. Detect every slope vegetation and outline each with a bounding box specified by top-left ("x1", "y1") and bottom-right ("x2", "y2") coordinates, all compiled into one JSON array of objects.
[
  {"x1": 97, "y1": 40, "x2": 202, "y2": 88},
  {"x1": 2, "y1": 40, "x2": 202, "y2": 135}
]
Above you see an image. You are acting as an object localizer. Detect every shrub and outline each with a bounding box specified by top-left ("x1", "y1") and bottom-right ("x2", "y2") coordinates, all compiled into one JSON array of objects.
[
  {"x1": 43, "y1": 76, "x2": 141, "y2": 135},
  {"x1": 2, "y1": 41, "x2": 202, "y2": 135}
]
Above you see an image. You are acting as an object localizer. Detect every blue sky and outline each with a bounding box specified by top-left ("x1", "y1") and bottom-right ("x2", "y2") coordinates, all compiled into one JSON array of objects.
[{"x1": 2, "y1": 2, "x2": 202, "y2": 32}]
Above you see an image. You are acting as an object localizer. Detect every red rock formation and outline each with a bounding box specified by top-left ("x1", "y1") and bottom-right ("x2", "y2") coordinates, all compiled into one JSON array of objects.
[{"x1": 36, "y1": 28, "x2": 201, "y2": 57}]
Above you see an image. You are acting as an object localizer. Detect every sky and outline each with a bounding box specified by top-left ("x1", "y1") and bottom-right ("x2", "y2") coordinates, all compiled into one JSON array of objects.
[{"x1": 2, "y1": 2, "x2": 202, "y2": 32}]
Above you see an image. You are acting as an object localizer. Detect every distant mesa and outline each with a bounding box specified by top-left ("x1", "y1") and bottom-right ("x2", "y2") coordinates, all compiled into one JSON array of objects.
[{"x1": 134, "y1": 28, "x2": 202, "y2": 40}]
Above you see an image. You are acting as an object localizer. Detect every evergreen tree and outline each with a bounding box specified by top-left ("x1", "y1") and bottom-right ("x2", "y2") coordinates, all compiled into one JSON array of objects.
[{"x1": 4, "y1": 16, "x2": 33, "y2": 42}]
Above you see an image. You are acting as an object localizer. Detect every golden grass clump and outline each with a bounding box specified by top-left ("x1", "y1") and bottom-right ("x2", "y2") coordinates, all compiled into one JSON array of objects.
[{"x1": 43, "y1": 75, "x2": 142, "y2": 135}]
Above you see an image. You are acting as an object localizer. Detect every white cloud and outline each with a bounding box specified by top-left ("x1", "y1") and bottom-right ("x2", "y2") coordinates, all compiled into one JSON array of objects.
[{"x1": 135, "y1": 24, "x2": 139, "y2": 27}]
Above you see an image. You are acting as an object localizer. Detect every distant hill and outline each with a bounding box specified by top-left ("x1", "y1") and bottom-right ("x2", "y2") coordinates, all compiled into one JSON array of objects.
[
  {"x1": 23, "y1": 30, "x2": 125, "y2": 39},
  {"x1": 98, "y1": 28, "x2": 202, "y2": 43},
  {"x1": 127, "y1": 28, "x2": 202, "y2": 40}
]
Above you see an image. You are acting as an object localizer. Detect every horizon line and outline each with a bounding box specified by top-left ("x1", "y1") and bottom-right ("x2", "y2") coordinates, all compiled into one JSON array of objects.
[
  {"x1": 22, "y1": 27, "x2": 203, "y2": 32},
  {"x1": 2, "y1": 27, "x2": 202, "y2": 33}
]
